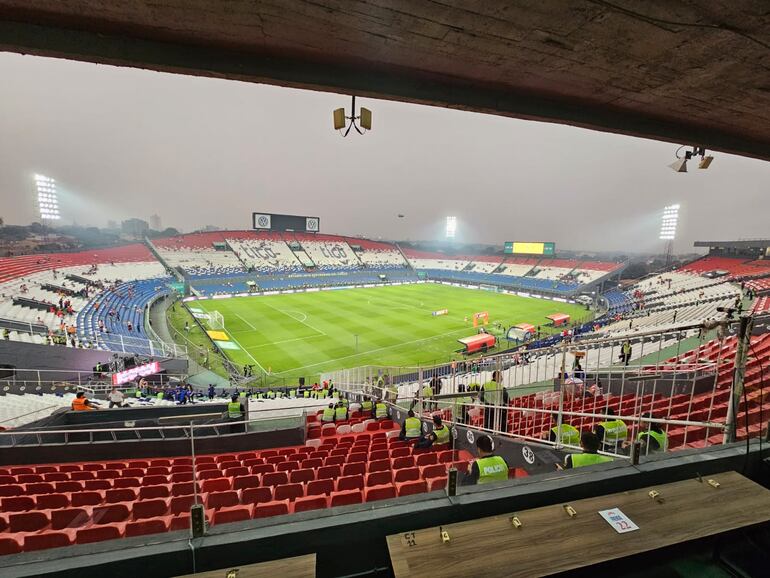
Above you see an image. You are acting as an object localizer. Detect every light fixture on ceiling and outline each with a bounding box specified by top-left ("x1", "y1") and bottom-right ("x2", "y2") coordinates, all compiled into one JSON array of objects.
[
  {"x1": 333, "y1": 96, "x2": 372, "y2": 137},
  {"x1": 669, "y1": 146, "x2": 714, "y2": 173}
]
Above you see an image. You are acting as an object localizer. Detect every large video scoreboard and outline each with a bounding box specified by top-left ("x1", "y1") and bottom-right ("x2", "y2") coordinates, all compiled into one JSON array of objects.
[
  {"x1": 504, "y1": 241, "x2": 556, "y2": 255},
  {"x1": 252, "y1": 213, "x2": 320, "y2": 233}
]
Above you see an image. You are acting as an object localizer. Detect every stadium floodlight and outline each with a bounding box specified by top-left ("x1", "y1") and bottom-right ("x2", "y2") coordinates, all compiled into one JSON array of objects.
[
  {"x1": 446, "y1": 216, "x2": 457, "y2": 239},
  {"x1": 669, "y1": 146, "x2": 714, "y2": 173},
  {"x1": 333, "y1": 95, "x2": 371, "y2": 137},
  {"x1": 34, "y1": 174, "x2": 61, "y2": 221},
  {"x1": 659, "y1": 204, "x2": 680, "y2": 240}
]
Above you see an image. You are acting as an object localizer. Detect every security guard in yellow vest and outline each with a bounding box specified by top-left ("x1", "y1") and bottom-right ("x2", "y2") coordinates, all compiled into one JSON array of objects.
[
  {"x1": 466, "y1": 434, "x2": 509, "y2": 485},
  {"x1": 361, "y1": 398, "x2": 374, "y2": 416},
  {"x1": 480, "y1": 370, "x2": 506, "y2": 431},
  {"x1": 595, "y1": 408, "x2": 628, "y2": 451},
  {"x1": 636, "y1": 415, "x2": 668, "y2": 453},
  {"x1": 334, "y1": 402, "x2": 348, "y2": 422},
  {"x1": 416, "y1": 415, "x2": 451, "y2": 449},
  {"x1": 321, "y1": 403, "x2": 335, "y2": 423},
  {"x1": 561, "y1": 432, "x2": 614, "y2": 469},
  {"x1": 374, "y1": 399, "x2": 389, "y2": 420},
  {"x1": 227, "y1": 394, "x2": 245, "y2": 434},
  {"x1": 550, "y1": 422, "x2": 581, "y2": 446},
  {"x1": 399, "y1": 410, "x2": 422, "y2": 441}
]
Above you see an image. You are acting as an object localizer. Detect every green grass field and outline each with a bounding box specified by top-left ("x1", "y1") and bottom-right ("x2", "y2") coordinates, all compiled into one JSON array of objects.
[{"x1": 190, "y1": 284, "x2": 588, "y2": 381}]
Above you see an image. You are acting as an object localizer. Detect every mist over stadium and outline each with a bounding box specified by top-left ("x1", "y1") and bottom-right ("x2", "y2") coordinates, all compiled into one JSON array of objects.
[{"x1": 0, "y1": 3, "x2": 770, "y2": 578}]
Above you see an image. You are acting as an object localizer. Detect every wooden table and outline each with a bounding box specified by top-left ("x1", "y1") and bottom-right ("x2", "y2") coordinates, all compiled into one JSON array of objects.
[
  {"x1": 387, "y1": 471, "x2": 770, "y2": 578},
  {"x1": 175, "y1": 553, "x2": 315, "y2": 578}
]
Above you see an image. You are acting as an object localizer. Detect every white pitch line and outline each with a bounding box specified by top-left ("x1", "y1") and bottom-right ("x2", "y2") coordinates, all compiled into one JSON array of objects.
[
  {"x1": 262, "y1": 301, "x2": 327, "y2": 337},
  {"x1": 244, "y1": 334, "x2": 326, "y2": 350},
  {"x1": 220, "y1": 326, "x2": 266, "y2": 374},
  {"x1": 233, "y1": 312, "x2": 257, "y2": 331},
  {"x1": 273, "y1": 326, "x2": 472, "y2": 375}
]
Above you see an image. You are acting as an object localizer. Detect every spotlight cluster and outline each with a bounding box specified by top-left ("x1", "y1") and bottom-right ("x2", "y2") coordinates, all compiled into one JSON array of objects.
[
  {"x1": 659, "y1": 204, "x2": 679, "y2": 241},
  {"x1": 35, "y1": 174, "x2": 60, "y2": 221}
]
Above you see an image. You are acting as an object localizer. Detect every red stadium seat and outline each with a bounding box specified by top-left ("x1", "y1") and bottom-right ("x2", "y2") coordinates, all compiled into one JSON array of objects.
[
  {"x1": 289, "y1": 469, "x2": 316, "y2": 484},
  {"x1": 253, "y1": 500, "x2": 290, "y2": 519},
  {"x1": 274, "y1": 483, "x2": 305, "y2": 501},
  {"x1": 396, "y1": 480, "x2": 427, "y2": 497},
  {"x1": 201, "y1": 478, "x2": 231, "y2": 493},
  {"x1": 35, "y1": 466, "x2": 57, "y2": 474},
  {"x1": 113, "y1": 477, "x2": 141, "y2": 489},
  {"x1": 367, "y1": 459, "x2": 391, "y2": 473},
  {"x1": 25, "y1": 482, "x2": 56, "y2": 495},
  {"x1": 125, "y1": 518, "x2": 170, "y2": 537},
  {"x1": 0, "y1": 484, "x2": 23, "y2": 497},
  {"x1": 75, "y1": 524, "x2": 123, "y2": 545},
  {"x1": 9, "y1": 511, "x2": 50, "y2": 532},
  {"x1": 55, "y1": 481, "x2": 84, "y2": 493},
  {"x1": 17, "y1": 473, "x2": 44, "y2": 483},
  {"x1": 105, "y1": 488, "x2": 137, "y2": 504},
  {"x1": 105, "y1": 462, "x2": 128, "y2": 471},
  {"x1": 146, "y1": 467, "x2": 171, "y2": 476},
  {"x1": 421, "y1": 464, "x2": 447, "y2": 479},
  {"x1": 69, "y1": 471, "x2": 96, "y2": 481},
  {"x1": 306, "y1": 479, "x2": 334, "y2": 497},
  {"x1": 330, "y1": 490, "x2": 363, "y2": 507},
  {"x1": 394, "y1": 468, "x2": 420, "y2": 483},
  {"x1": 133, "y1": 499, "x2": 169, "y2": 520},
  {"x1": 170, "y1": 465, "x2": 193, "y2": 474},
  {"x1": 415, "y1": 453, "x2": 438, "y2": 467},
  {"x1": 81, "y1": 464, "x2": 104, "y2": 472},
  {"x1": 35, "y1": 493, "x2": 70, "y2": 510},
  {"x1": 170, "y1": 472, "x2": 194, "y2": 483},
  {"x1": 265, "y1": 455, "x2": 286, "y2": 464},
  {"x1": 127, "y1": 460, "x2": 149, "y2": 469},
  {"x1": 242, "y1": 458, "x2": 265, "y2": 468},
  {"x1": 197, "y1": 469, "x2": 223, "y2": 481},
  {"x1": 250, "y1": 464, "x2": 275, "y2": 475},
  {"x1": 347, "y1": 453, "x2": 368, "y2": 463},
  {"x1": 428, "y1": 477, "x2": 447, "y2": 492},
  {"x1": 293, "y1": 495, "x2": 327, "y2": 513},
  {"x1": 2, "y1": 496, "x2": 35, "y2": 512},
  {"x1": 93, "y1": 504, "x2": 131, "y2": 524},
  {"x1": 84, "y1": 479, "x2": 112, "y2": 491},
  {"x1": 0, "y1": 537, "x2": 22, "y2": 555},
  {"x1": 336, "y1": 475, "x2": 364, "y2": 492},
  {"x1": 276, "y1": 461, "x2": 300, "y2": 473},
  {"x1": 212, "y1": 505, "x2": 254, "y2": 525},
  {"x1": 262, "y1": 472, "x2": 289, "y2": 487},
  {"x1": 205, "y1": 491, "x2": 240, "y2": 510},
  {"x1": 342, "y1": 463, "x2": 366, "y2": 477},
  {"x1": 96, "y1": 469, "x2": 121, "y2": 480},
  {"x1": 365, "y1": 484, "x2": 396, "y2": 502},
  {"x1": 139, "y1": 485, "x2": 171, "y2": 500},
  {"x1": 300, "y1": 458, "x2": 323, "y2": 470},
  {"x1": 171, "y1": 482, "x2": 198, "y2": 496},
  {"x1": 224, "y1": 466, "x2": 250, "y2": 478},
  {"x1": 241, "y1": 487, "x2": 273, "y2": 505},
  {"x1": 169, "y1": 514, "x2": 192, "y2": 532},
  {"x1": 366, "y1": 472, "x2": 392, "y2": 487},
  {"x1": 324, "y1": 455, "x2": 345, "y2": 466},
  {"x1": 59, "y1": 464, "x2": 82, "y2": 473},
  {"x1": 51, "y1": 507, "x2": 90, "y2": 530},
  {"x1": 173, "y1": 458, "x2": 193, "y2": 466},
  {"x1": 123, "y1": 468, "x2": 145, "y2": 478},
  {"x1": 169, "y1": 495, "x2": 197, "y2": 516},
  {"x1": 149, "y1": 459, "x2": 171, "y2": 468},
  {"x1": 233, "y1": 475, "x2": 261, "y2": 491},
  {"x1": 317, "y1": 465, "x2": 342, "y2": 480},
  {"x1": 236, "y1": 452, "x2": 258, "y2": 461},
  {"x1": 392, "y1": 456, "x2": 415, "y2": 470},
  {"x1": 215, "y1": 454, "x2": 238, "y2": 464},
  {"x1": 42, "y1": 472, "x2": 69, "y2": 482},
  {"x1": 369, "y1": 450, "x2": 389, "y2": 461},
  {"x1": 24, "y1": 531, "x2": 72, "y2": 551}
]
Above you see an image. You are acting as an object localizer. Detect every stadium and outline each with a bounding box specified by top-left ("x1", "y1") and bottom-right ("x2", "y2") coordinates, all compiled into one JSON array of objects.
[{"x1": 1, "y1": 3, "x2": 770, "y2": 578}]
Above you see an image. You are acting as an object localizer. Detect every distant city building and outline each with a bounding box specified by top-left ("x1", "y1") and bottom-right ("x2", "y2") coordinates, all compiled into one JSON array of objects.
[
  {"x1": 121, "y1": 218, "x2": 150, "y2": 239},
  {"x1": 106, "y1": 220, "x2": 118, "y2": 230},
  {"x1": 149, "y1": 214, "x2": 162, "y2": 231}
]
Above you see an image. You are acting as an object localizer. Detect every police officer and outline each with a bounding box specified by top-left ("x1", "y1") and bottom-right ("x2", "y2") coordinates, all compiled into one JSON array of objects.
[
  {"x1": 594, "y1": 408, "x2": 628, "y2": 452},
  {"x1": 399, "y1": 410, "x2": 422, "y2": 441},
  {"x1": 560, "y1": 432, "x2": 614, "y2": 469},
  {"x1": 321, "y1": 403, "x2": 336, "y2": 423},
  {"x1": 549, "y1": 419, "x2": 581, "y2": 446},
  {"x1": 227, "y1": 394, "x2": 245, "y2": 434},
  {"x1": 480, "y1": 370, "x2": 506, "y2": 431},
  {"x1": 361, "y1": 396, "x2": 374, "y2": 417},
  {"x1": 374, "y1": 399, "x2": 389, "y2": 420},
  {"x1": 465, "y1": 434, "x2": 509, "y2": 485}
]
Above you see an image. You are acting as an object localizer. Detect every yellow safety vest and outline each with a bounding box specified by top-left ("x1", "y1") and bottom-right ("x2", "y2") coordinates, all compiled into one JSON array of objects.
[
  {"x1": 404, "y1": 417, "x2": 421, "y2": 438},
  {"x1": 321, "y1": 407, "x2": 335, "y2": 422},
  {"x1": 375, "y1": 403, "x2": 388, "y2": 419},
  {"x1": 335, "y1": 406, "x2": 348, "y2": 420},
  {"x1": 433, "y1": 425, "x2": 450, "y2": 445}
]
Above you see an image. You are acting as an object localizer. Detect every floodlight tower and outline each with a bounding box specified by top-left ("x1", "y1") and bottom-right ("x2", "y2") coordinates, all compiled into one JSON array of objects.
[
  {"x1": 659, "y1": 204, "x2": 680, "y2": 266},
  {"x1": 34, "y1": 174, "x2": 61, "y2": 223},
  {"x1": 445, "y1": 216, "x2": 457, "y2": 240}
]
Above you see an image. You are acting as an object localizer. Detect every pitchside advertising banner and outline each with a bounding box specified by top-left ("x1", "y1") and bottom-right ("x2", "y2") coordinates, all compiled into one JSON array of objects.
[
  {"x1": 252, "y1": 212, "x2": 320, "y2": 232},
  {"x1": 504, "y1": 241, "x2": 556, "y2": 255}
]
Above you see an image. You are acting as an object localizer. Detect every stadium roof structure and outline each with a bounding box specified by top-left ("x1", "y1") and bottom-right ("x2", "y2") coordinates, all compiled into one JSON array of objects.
[
  {"x1": 694, "y1": 240, "x2": 770, "y2": 249},
  {"x1": 0, "y1": 1, "x2": 769, "y2": 160}
]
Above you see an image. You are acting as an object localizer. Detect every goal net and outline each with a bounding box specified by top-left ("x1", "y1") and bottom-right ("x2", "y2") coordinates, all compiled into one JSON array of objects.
[{"x1": 208, "y1": 311, "x2": 225, "y2": 330}]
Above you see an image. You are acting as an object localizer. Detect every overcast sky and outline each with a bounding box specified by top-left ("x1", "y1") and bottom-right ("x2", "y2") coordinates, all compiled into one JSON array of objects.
[{"x1": 1, "y1": 51, "x2": 768, "y2": 254}]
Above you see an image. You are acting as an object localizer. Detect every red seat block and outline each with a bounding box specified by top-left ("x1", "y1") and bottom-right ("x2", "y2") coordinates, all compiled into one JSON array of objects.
[
  {"x1": 233, "y1": 475, "x2": 261, "y2": 491},
  {"x1": 0, "y1": 484, "x2": 24, "y2": 497},
  {"x1": 367, "y1": 459, "x2": 391, "y2": 473},
  {"x1": 170, "y1": 495, "x2": 197, "y2": 516},
  {"x1": 394, "y1": 468, "x2": 420, "y2": 483},
  {"x1": 92, "y1": 504, "x2": 131, "y2": 524},
  {"x1": 342, "y1": 463, "x2": 366, "y2": 477},
  {"x1": 293, "y1": 495, "x2": 327, "y2": 513},
  {"x1": 84, "y1": 479, "x2": 112, "y2": 491},
  {"x1": 75, "y1": 524, "x2": 123, "y2": 545},
  {"x1": 139, "y1": 485, "x2": 171, "y2": 500},
  {"x1": 366, "y1": 472, "x2": 392, "y2": 487},
  {"x1": 205, "y1": 491, "x2": 240, "y2": 510},
  {"x1": 428, "y1": 477, "x2": 447, "y2": 492},
  {"x1": 251, "y1": 464, "x2": 275, "y2": 476},
  {"x1": 72, "y1": 491, "x2": 103, "y2": 507},
  {"x1": 26, "y1": 482, "x2": 56, "y2": 495},
  {"x1": 2, "y1": 496, "x2": 35, "y2": 512},
  {"x1": 276, "y1": 461, "x2": 300, "y2": 473},
  {"x1": 24, "y1": 531, "x2": 72, "y2": 551},
  {"x1": 392, "y1": 456, "x2": 415, "y2": 470},
  {"x1": 336, "y1": 475, "x2": 364, "y2": 492},
  {"x1": 0, "y1": 537, "x2": 22, "y2": 555},
  {"x1": 290, "y1": 469, "x2": 315, "y2": 484},
  {"x1": 36, "y1": 493, "x2": 70, "y2": 510},
  {"x1": 105, "y1": 488, "x2": 137, "y2": 504},
  {"x1": 306, "y1": 479, "x2": 334, "y2": 497},
  {"x1": 317, "y1": 465, "x2": 342, "y2": 480},
  {"x1": 55, "y1": 481, "x2": 84, "y2": 493},
  {"x1": 171, "y1": 482, "x2": 198, "y2": 496},
  {"x1": 330, "y1": 490, "x2": 363, "y2": 507},
  {"x1": 201, "y1": 478, "x2": 231, "y2": 493},
  {"x1": 262, "y1": 472, "x2": 289, "y2": 487},
  {"x1": 253, "y1": 500, "x2": 290, "y2": 519},
  {"x1": 415, "y1": 453, "x2": 438, "y2": 467}
]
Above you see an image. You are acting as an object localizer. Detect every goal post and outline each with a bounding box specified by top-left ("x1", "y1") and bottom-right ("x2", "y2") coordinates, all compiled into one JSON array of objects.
[{"x1": 208, "y1": 311, "x2": 225, "y2": 330}]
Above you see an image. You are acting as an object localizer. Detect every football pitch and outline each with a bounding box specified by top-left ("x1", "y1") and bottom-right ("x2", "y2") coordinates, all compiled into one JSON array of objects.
[{"x1": 191, "y1": 284, "x2": 588, "y2": 381}]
